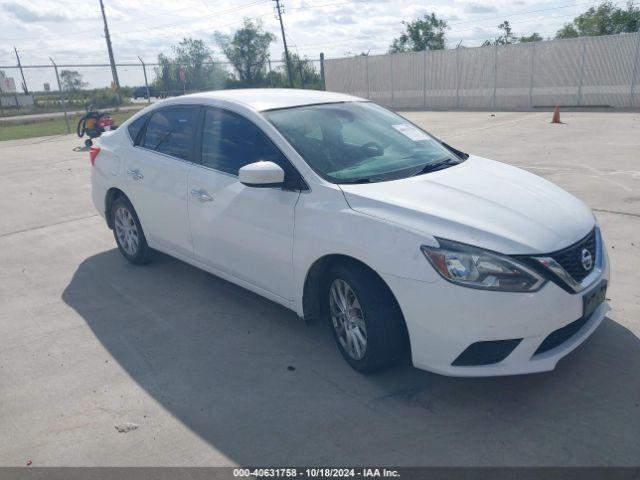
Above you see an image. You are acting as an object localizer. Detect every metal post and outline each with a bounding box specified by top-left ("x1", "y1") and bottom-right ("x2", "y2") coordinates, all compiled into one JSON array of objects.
[
  {"x1": 14, "y1": 47, "x2": 29, "y2": 94},
  {"x1": 138, "y1": 56, "x2": 150, "y2": 105},
  {"x1": 528, "y1": 42, "x2": 536, "y2": 110},
  {"x1": 423, "y1": 50, "x2": 427, "y2": 109},
  {"x1": 630, "y1": 32, "x2": 640, "y2": 108},
  {"x1": 297, "y1": 61, "x2": 305, "y2": 89},
  {"x1": 492, "y1": 44, "x2": 498, "y2": 110},
  {"x1": 50, "y1": 58, "x2": 70, "y2": 135},
  {"x1": 577, "y1": 37, "x2": 587, "y2": 106},
  {"x1": 365, "y1": 55, "x2": 370, "y2": 99},
  {"x1": 455, "y1": 47, "x2": 460, "y2": 109},
  {"x1": 390, "y1": 55, "x2": 394, "y2": 108},
  {"x1": 0, "y1": 79, "x2": 4, "y2": 116},
  {"x1": 319, "y1": 53, "x2": 325, "y2": 90},
  {"x1": 268, "y1": 58, "x2": 274, "y2": 88}
]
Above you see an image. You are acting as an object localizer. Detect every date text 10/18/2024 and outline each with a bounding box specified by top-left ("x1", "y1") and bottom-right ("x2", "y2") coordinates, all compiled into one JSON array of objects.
[{"x1": 233, "y1": 468, "x2": 401, "y2": 478}]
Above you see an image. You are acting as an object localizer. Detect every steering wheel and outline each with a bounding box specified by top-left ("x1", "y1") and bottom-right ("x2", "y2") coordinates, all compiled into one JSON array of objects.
[{"x1": 359, "y1": 141, "x2": 385, "y2": 157}]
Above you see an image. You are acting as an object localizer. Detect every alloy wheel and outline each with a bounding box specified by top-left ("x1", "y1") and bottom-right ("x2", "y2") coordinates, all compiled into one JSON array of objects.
[
  {"x1": 329, "y1": 279, "x2": 367, "y2": 360},
  {"x1": 114, "y1": 206, "x2": 139, "y2": 256}
]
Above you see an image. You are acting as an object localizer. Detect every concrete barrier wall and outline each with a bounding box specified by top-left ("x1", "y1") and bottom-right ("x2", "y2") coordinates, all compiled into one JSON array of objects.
[{"x1": 324, "y1": 33, "x2": 640, "y2": 110}]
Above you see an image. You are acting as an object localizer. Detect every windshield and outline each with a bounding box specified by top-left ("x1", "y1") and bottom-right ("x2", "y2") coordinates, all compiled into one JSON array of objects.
[{"x1": 263, "y1": 102, "x2": 464, "y2": 183}]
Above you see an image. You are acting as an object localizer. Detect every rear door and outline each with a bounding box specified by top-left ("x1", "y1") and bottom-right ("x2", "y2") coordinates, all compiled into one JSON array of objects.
[
  {"x1": 187, "y1": 107, "x2": 304, "y2": 301},
  {"x1": 124, "y1": 105, "x2": 200, "y2": 257}
]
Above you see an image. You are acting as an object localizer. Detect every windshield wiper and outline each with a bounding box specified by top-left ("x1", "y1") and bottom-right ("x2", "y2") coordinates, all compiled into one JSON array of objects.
[
  {"x1": 338, "y1": 177, "x2": 372, "y2": 184},
  {"x1": 410, "y1": 157, "x2": 458, "y2": 177}
]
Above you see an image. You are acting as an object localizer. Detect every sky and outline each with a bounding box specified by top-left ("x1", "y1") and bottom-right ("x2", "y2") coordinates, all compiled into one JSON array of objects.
[{"x1": 0, "y1": 0, "x2": 624, "y2": 89}]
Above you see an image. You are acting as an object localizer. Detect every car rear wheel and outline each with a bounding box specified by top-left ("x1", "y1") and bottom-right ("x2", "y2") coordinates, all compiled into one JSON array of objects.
[
  {"x1": 111, "y1": 196, "x2": 150, "y2": 264},
  {"x1": 325, "y1": 262, "x2": 407, "y2": 373}
]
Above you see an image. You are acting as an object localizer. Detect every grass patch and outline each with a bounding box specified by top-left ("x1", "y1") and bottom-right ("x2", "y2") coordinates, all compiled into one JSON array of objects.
[{"x1": 0, "y1": 111, "x2": 136, "y2": 142}]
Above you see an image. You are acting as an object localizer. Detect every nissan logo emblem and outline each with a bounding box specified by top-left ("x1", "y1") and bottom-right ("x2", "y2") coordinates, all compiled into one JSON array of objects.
[{"x1": 581, "y1": 248, "x2": 593, "y2": 271}]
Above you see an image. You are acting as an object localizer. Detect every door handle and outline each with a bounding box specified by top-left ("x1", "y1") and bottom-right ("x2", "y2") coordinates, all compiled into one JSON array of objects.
[
  {"x1": 190, "y1": 189, "x2": 214, "y2": 202},
  {"x1": 126, "y1": 168, "x2": 144, "y2": 180}
]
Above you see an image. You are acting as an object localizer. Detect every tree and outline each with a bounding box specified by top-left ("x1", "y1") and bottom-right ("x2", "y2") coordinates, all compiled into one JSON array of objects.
[
  {"x1": 519, "y1": 32, "x2": 543, "y2": 43},
  {"x1": 482, "y1": 21, "x2": 518, "y2": 46},
  {"x1": 59, "y1": 70, "x2": 88, "y2": 91},
  {"x1": 556, "y1": 24, "x2": 580, "y2": 38},
  {"x1": 267, "y1": 52, "x2": 321, "y2": 89},
  {"x1": 389, "y1": 13, "x2": 448, "y2": 53},
  {"x1": 556, "y1": 1, "x2": 640, "y2": 38},
  {"x1": 215, "y1": 19, "x2": 275, "y2": 86},
  {"x1": 154, "y1": 38, "x2": 227, "y2": 92}
]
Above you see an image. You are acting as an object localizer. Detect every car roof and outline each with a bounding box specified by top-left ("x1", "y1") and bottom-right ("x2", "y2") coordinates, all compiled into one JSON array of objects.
[{"x1": 171, "y1": 88, "x2": 366, "y2": 112}]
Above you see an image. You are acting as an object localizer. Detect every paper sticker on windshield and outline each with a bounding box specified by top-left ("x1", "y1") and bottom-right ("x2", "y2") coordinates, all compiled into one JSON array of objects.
[{"x1": 392, "y1": 124, "x2": 431, "y2": 142}]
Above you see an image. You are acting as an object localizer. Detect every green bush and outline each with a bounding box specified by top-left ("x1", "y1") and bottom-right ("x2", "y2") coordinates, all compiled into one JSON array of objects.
[{"x1": 83, "y1": 88, "x2": 122, "y2": 108}]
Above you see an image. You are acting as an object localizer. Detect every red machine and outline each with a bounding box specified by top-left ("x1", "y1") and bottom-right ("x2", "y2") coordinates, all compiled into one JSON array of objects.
[{"x1": 77, "y1": 106, "x2": 116, "y2": 147}]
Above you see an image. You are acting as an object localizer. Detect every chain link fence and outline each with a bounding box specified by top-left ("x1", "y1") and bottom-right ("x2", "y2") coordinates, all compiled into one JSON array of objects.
[
  {"x1": 0, "y1": 57, "x2": 324, "y2": 118},
  {"x1": 324, "y1": 32, "x2": 640, "y2": 110}
]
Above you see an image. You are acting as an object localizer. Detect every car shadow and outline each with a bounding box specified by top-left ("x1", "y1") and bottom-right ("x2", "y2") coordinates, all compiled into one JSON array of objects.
[{"x1": 61, "y1": 249, "x2": 640, "y2": 465}]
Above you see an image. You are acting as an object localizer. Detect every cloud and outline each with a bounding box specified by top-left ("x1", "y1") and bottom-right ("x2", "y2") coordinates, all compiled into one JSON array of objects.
[
  {"x1": 3, "y1": 2, "x2": 70, "y2": 22},
  {"x1": 463, "y1": 3, "x2": 498, "y2": 14},
  {"x1": 297, "y1": 13, "x2": 357, "y2": 27},
  {"x1": 0, "y1": 0, "x2": 594, "y2": 68}
]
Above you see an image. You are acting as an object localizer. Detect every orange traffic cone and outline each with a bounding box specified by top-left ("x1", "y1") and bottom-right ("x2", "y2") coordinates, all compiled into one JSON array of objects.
[{"x1": 551, "y1": 105, "x2": 561, "y2": 124}]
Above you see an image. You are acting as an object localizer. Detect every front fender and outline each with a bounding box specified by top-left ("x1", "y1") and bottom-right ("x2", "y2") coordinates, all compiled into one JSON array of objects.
[{"x1": 292, "y1": 184, "x2": 439, "y2": 316}]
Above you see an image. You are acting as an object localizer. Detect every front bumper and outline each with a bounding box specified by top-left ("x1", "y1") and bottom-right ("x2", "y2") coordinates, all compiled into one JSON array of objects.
[{"x1": 382, "y1": 248, "x2": 610, "y2": 377}]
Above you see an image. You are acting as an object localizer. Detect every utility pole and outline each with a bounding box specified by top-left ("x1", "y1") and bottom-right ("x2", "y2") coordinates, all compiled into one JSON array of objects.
[
  {"x1": 14, "y1": 47, "x2": 29, "y2": 94},
  {"x1": 273, "y1": 0, "x2": 294, "y2": 88},
  {"x1": 99, "y1": 0, "x2": 120, "y2": 93}
]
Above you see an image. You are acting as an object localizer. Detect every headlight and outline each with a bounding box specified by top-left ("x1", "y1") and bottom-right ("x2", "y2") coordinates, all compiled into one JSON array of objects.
[{"x1": 421, "y1": 238, "x2": 546, "y2": 292}]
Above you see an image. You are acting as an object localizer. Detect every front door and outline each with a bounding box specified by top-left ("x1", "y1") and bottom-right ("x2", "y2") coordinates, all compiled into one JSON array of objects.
[{"x1": 187, "y1": 108, "x2": 302, "y2": 301}]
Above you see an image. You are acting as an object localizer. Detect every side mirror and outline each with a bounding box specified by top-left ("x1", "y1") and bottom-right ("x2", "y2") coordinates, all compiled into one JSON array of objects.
[{"x1": 239, "y1": 161, "x2": 285, "y2": 188}]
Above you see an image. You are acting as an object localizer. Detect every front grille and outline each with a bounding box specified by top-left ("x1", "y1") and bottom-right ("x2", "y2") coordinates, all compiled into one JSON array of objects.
[
  {"x1": 534, "y1": 316, "x2": 588, "y2": 355},
  {"x1": 452, "y1": 339, "x2": 522, "y2": 366},
  {"x1": 549, "y1": 229, "x2": 597, "y2": 283}
]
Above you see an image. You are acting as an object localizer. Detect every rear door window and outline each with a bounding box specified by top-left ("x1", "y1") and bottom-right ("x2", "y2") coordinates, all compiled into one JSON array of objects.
[{"x1": 143, "y1": 107, "x2": 199, "y2": 161}]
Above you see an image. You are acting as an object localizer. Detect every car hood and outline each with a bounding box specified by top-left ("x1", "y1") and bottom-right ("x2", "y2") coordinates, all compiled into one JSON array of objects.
[{"x1": 339, "y1": 156, "x2": 595, "y2": 255}]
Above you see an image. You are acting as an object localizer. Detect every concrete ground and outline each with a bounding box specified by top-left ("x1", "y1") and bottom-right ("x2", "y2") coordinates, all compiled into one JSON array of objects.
[{"x1": 0, "y1": 111, "x2": 638, "y2": 466}]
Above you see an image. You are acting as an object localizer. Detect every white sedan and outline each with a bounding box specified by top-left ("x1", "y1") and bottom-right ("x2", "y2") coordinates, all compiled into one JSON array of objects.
[{"x1": 90, "y1": 89, "x2": 609, "y2": 376}]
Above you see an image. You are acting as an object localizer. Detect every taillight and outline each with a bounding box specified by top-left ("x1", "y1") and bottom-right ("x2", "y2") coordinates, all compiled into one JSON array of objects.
[{"x1": 89, "y1": 145, "x2": 101, "y2": 166}]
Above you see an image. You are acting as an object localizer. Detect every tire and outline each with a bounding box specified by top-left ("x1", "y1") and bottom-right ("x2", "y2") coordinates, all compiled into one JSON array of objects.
[
  {"x1": 111, "y1": 196, "x2": 151, "y2": 264},
  {"x1": 324, "y1": 262, "x2": 407, "y2": 373}
]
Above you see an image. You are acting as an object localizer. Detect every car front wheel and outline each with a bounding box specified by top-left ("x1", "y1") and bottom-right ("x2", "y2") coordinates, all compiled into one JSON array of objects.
[{"x1": 325, "y1": 262, "x2": 407, "y2": 373}]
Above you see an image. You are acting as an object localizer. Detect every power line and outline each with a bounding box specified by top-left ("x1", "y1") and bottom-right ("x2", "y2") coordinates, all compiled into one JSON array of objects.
[
  {"x1": 1, "y1": 0, "x2": 631, "y2": 64},
  {"x1": 448, "y1": 3, "x2": 629, "y2": 41},
  {"x1": 1, "y1": 0, "x2": 607, "y2": 56},
  {"x1": 288, "y1": 0, "x2": 629, "y2": 51},
  {"x1": 1, "y1": 9, "x2": 278, "y2": 63},
  {"x1": 3, "y1": 0, "x2": 268, "y2": 43},
  {"x1": 446, "y1": 0, "x2": 606, "y2": 28}
]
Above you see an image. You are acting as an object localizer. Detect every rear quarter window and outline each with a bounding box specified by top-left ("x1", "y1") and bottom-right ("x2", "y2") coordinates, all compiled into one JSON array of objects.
[{"x1": 127, "y1": 114, "x2": 148, "y2": 145}]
